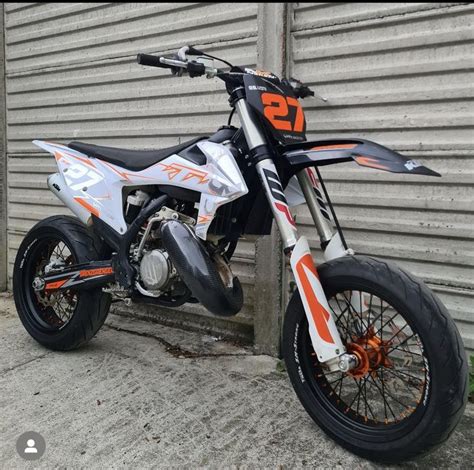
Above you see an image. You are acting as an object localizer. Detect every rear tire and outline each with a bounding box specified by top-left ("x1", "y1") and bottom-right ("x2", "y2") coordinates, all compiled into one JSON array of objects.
[
  {"x1": 282, "y1": 255, "x2": 468, "y2": 463},
  {"x1": 13, "y1": 215, "x2": 111, "y2": 351}
]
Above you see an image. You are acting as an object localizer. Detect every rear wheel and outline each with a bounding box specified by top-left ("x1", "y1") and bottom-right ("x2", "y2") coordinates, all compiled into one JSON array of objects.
[
  {"x1": 13, "y1": 216, "x2": 111, "y2": 350},
  {"x1": 282, "y1": 255, "x2": 468, "y2": 463}
]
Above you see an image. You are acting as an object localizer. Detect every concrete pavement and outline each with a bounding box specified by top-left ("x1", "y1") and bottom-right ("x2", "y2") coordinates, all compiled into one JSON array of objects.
[{"x1": 0, "y1": 293, "x2": 472, "y2": 469}]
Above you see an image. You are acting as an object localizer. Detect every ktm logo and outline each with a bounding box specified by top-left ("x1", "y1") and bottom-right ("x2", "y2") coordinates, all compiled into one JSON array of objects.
[{"x1": 80, "y1": 267, "x2": 114, "y2": 278}]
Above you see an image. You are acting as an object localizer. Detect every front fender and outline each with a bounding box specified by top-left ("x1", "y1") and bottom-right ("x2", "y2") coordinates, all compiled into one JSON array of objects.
[{"x1": 283, "y1": 138, "x2": 440, "y2": 177}]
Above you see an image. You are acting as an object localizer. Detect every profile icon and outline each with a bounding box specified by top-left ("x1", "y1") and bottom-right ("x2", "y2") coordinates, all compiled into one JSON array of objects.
[
  {"x1": 24, "y1": 439, "x2": 38, "y2": 454},
  {"x1": 16, "y1": 432, "x2": 45, "y2": 460}
]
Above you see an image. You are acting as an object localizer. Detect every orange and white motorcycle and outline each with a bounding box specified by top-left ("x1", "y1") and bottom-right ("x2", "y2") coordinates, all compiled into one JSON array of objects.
[{"x1": 13, "y1": 46, "x2": 467, "y2": 463}]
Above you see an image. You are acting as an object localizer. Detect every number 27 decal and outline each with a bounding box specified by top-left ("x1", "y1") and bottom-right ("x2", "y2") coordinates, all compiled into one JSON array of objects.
[
  {"x1": 64, "y1": 163, "x2": 103, "y2": 191},
  {"x1": 261, "y1": 92, "x2": 305, "y2": 133}
]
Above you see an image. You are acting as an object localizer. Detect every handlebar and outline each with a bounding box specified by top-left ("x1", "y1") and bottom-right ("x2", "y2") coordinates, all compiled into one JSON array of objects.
[
  {"x1": 137, "y1": 53, "x2": 220, "y2": 78},
  {"x1": 137, "y1": 49, "x2": 317, "y2": 99},
  {"x1": 137, "y1": 53, "x2": 176, "y2": 70}
]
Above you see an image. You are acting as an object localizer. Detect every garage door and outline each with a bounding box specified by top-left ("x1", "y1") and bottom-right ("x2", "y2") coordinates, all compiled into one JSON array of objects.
[
  {"x1": 290, "y1": 3, "x2": 474, "y2": 354},
  {"x1": 4, "y1": 3, "x2": 258, "y2": 342}
]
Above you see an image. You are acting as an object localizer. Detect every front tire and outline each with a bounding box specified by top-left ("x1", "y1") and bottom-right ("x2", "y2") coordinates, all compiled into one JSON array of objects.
[
  {"x1": 282, "y1": 255, "x2": 468, "y2": 463},
  {"x1": 13, "y1": 215, "x2": 111, "y2": 351}
]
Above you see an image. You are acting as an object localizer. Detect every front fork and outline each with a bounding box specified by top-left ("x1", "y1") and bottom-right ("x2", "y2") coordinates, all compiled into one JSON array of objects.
[
  {"x1": 255, "y1": 158, "x2": 347, "y2": 369},
  {"x1": 235, "y1": 98, "x2": 357, "y2": 371}
]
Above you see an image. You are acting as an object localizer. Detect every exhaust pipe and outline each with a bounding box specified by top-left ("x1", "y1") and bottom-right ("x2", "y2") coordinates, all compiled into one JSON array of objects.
[{"x1": 160, "y1": 220, "x2": 243, "y2": 317}]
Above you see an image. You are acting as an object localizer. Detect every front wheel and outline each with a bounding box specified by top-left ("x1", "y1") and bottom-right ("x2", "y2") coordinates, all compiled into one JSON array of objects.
[{"x1": 282, "y1": 255, "x2": 467, "y2": 463}]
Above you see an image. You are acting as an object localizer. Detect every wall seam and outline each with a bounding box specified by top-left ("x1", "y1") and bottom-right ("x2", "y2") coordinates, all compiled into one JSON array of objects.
[{"x1": 0, "y1": 3, "x2": 7, "y2": 291}]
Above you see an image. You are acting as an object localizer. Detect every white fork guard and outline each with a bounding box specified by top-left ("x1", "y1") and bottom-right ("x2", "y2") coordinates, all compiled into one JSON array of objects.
[{"x1": 290, "y1": 236, "x2": 346, "y2": 364}]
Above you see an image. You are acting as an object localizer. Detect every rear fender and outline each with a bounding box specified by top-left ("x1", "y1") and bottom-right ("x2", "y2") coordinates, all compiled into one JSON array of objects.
[{"x1": 283, "y1": 138, "x2": 440, "y2": 177}]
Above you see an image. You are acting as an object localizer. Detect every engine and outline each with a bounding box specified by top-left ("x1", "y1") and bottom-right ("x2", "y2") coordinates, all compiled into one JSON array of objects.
[
  {"x1": 130, "y1": 203, "x2": 243, "y2": 316},
  {"x1": 139, "y1": 249, "x2": 173, "y2": 291}
]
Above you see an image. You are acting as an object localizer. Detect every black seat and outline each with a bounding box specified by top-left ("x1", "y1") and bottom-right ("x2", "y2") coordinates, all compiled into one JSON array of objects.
[{"x1": 68, "y1": 137, "x2": 206, "y2": 171}]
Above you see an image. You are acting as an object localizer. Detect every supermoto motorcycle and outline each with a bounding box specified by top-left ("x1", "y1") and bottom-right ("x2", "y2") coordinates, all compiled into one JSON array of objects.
[{"x1": 13, "y1": 46, "x2": 467, "y2": 463}]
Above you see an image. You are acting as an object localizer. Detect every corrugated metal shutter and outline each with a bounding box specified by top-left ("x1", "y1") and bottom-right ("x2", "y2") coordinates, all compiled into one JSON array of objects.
[
  {"x1": 290, "y1": 3, "x2": 474, "y2": 354},
  {"x1": 4, "y1": 3, "x2": 258, "y2": 341}
]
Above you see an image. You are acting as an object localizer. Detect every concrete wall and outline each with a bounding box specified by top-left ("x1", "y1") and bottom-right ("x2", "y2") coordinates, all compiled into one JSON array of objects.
[
  {"x1": 2, "y1": 3, "x2": 259, "y2": 343},
  {"x1": 2, "y1": 3, "x2": 473, "y2": 354},
  {"x1": 289, "y1": 2, "x2": 474, "y2": 355}
]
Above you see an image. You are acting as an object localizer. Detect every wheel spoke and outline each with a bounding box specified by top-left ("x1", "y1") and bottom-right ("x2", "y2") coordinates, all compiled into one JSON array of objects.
[
  {"x1": 310, "y1": 288, "x2": 426, "y2": 427},
  {"x1": 369, "y1": 373, "x2": 397, "y2": 422},
  {"x1": 32, "y1": 239, "x2": 77, "y2": 329},
  {"x1": 374, "y1": 370, "x2": 412, "y2": 409},
  {"x1": 328, "y1": 375, "x2": 345, "y2": 386},
  {"x1": 386, "y1": 332, "x2": 416, "y2": 355},
  {"x1": 384, "y1": 367, "x2": 424, "y2": 388},
  {"x1": 342, "y1": 291, "x2": 365, "y2": 335}
]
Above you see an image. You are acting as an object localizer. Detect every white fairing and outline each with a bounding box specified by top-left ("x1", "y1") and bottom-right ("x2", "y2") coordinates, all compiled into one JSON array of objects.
[{"x1": 33, "y1": 140, "x2": 248, "y2": 238}]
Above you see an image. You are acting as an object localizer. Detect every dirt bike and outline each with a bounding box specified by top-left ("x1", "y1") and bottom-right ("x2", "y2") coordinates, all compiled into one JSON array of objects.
[{"x1": 13, "y1": 45, "x2": 467, "y2": 463}]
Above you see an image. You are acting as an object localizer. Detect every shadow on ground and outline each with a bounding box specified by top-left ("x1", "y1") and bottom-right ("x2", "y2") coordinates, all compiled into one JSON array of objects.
[{"x1": 0, "y1": 293, "x2": 472, "y2": 468}]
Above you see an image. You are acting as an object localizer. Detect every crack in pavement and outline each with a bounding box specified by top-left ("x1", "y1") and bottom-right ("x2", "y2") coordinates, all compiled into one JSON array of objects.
[
  {"x1": 102, "y1": 324, "x2": 250, "y2": 359},
  {"x1": 0, "y1": 352, "x2": 51, "y2": 375}
]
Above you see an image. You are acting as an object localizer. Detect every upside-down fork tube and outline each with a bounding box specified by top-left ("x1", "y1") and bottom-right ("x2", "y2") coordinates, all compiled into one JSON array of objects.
[
  {"x1": 36, "y1": 261, "x2": 115, "y2": 293},
  {"x1": 298, "y1": 168, "x2": 367, "y2": 315}
]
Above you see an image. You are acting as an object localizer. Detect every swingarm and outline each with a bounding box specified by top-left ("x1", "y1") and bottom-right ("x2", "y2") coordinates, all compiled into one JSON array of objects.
[{"x1": 32, "y1": 260, "x2": 115, "y2": 293}]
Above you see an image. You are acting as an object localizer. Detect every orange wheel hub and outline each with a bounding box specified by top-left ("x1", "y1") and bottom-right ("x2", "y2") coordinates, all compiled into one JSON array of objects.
[{"x1": 346, "y1": 327, "x2": 392, "y2": 379}]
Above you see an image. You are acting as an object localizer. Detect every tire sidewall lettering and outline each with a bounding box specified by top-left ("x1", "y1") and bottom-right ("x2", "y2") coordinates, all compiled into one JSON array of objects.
[
  {"x1": 419, "y1": 340, "x2": 430, "y2": 407},
  {"x1": 294, "y1": 321, "x2": 305, "y2": 383},
  {"x1": 20, "y1": 238, "x2": 38, "y2": 270}
]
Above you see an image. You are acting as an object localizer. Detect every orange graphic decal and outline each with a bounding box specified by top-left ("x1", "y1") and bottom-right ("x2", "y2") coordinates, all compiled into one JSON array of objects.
[
  {"x1": 262, "y1": 93, "x2": 292, "y2": 131},
  {"x1": 286, "y1": 97, "x2": 305, "y2": 133},
  {"x1": 80, "y1": 267, "x2": 114, "y2": 278},
  {"x1": 71, "y1": 154, "x2": 96, "y2": 169},
  {"x1": 158, "y1": 163, "x2": 209, "y2": 184},
  {"x1": 158, "y1": 162, "x2": 183, "y2": 180},
  {"x1": 54, "y1": 151, "x2": 66, "y2": 163},
  {"x1": 74, "y1": 197, "x2": 100, "y2": 217},
  {"x1": 181, "y1": 169, "x2": 209, "y2": 184},
  {"x1": 354, "y1": 156, "x2": 390, "y2": 171},
  {"x1": 197, "y1": 215, "x2": 212, "y2": 224},
  {"x1": 261, "y1": 92, "x2": 305, "y2": 133},
  {"x1": 45, "y1": 279, "x2": 67, "y2": 291},
  {"x1": 310, "y1": 144, "x2": 357, "y2": 151},
  {"x1": 296, "y1": 254, "x2": 335, "y2": 344},
  {"x1": 100, "y1": 160, "x2": 154, "y2": 181},
  {"x1": 101, "y1": 161, "x2": 132, "y2": 181}
]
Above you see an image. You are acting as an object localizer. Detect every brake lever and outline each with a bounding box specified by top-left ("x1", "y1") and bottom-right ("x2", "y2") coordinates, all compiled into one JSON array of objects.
[
  {"x1": 177, "y1": 46, "x2": 189, "y2": 61},
  {"x1": 289, "y1": 77, "x2": 328, "y2": 102}
]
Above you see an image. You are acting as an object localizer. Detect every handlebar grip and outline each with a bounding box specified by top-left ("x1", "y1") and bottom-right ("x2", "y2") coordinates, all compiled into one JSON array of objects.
[{"x1": 137, "y1": 53, "x2": 175, "y2": 70}]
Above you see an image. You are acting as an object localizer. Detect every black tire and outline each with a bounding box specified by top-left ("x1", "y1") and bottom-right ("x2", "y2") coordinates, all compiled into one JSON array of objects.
[
  {"x1": 282, "y1": 255, "x2": 468, "y2": 463},
  {"x1": 13, "y1": 215, "x2": 111, "y2": 351}
]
